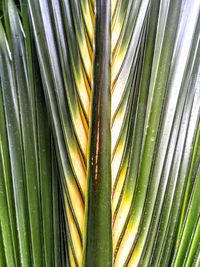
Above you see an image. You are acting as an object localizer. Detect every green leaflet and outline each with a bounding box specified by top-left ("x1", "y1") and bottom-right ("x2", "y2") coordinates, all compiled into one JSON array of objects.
[{"x1": 0, "y1": 1, "x2": 62, "y2": 266}]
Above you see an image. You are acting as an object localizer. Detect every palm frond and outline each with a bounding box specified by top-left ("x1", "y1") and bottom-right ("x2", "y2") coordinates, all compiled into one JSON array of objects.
[
  {"x1": 27, "y1": 0, "x2": 200, "y2": 265},
  {"x1": 0, "y1": 0, "x2": 199, "y2": 266}
]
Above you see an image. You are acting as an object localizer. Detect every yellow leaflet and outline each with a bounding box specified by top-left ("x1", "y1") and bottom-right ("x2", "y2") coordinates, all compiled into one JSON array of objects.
[
  {"x1": 69, "y1": 245, "x2": 76, "y2": 267},
  {"x1": 111, "y1": 104, "x2": 127, "y2": 152},
  {"x1": 112, "y1": 157, "x2": 129, "y2": 214},
  {"x1": 112, "y1": 20, "x2": 123, "y2": 53},
  {"x1": 114, "y1": 218, "x2": 140, "y2": 267},
  {"x1": 79, "y1": 38, "x2": 92, "y2": 82},
  {"x1": 74, "y1": 110, "x2": 88, "y2": 156},
  {"x1": 111, "y1": 0, "x2": 118, "y2": 18},
  {"x1": 80, "y1": 1, "x2": 94, "y2": 44},
  {"x1": 111, "y1": 79, "x2": 128, "y2": 119},
  {"x1": 68, "y1": 141, "x2": 86, "y2": 195},
  {"x1": 66, "y1": 201, "x2": 82, "y2": 266},
  {"x1": 112, "y1": 196, "x2": 131, "y2": 250},
  {"x1": 128, "y1": 244, "x2": 143, "y2": 266},
  {"x1": 76, "y1": 74, "x2": 90, "y2": 119},
  {"x1": 112, "y1": 140, "x2": 125, "y2": 188},
  {"x1": 111, "y1": 46, "x2": 125, "y2": 84},
  {"x1": 66, "y1": 177, "x2": 84, "y2": 234}
]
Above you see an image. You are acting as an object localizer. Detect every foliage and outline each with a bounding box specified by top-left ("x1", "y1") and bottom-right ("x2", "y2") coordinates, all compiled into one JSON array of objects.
[{"x1": 0, "y1": 0, "x2": 199, "y2": 266}]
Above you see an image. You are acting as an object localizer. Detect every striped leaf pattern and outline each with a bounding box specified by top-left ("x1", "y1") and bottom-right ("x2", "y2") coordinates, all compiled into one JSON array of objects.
[
  {"x1": 0, "y1": 0, "x2": 200, "y2": 266},
  {"x1": 27, "y1": 0, "x2": 93, "y2": 265},
  {"x1": 28, "y1": 0, "x2": 200, "y2": 266},
  {"x1": 0, "y1": 0, "x2": 62, "y2": 266},
  {"x1": 112, "y1": 0, "x2": 200, "y2": 266}
]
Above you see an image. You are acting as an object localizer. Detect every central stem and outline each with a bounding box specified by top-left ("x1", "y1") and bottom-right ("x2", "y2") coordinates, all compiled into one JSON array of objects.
[{"x1": 83, "y1": 0, "x2": 112, "y2": 266}]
